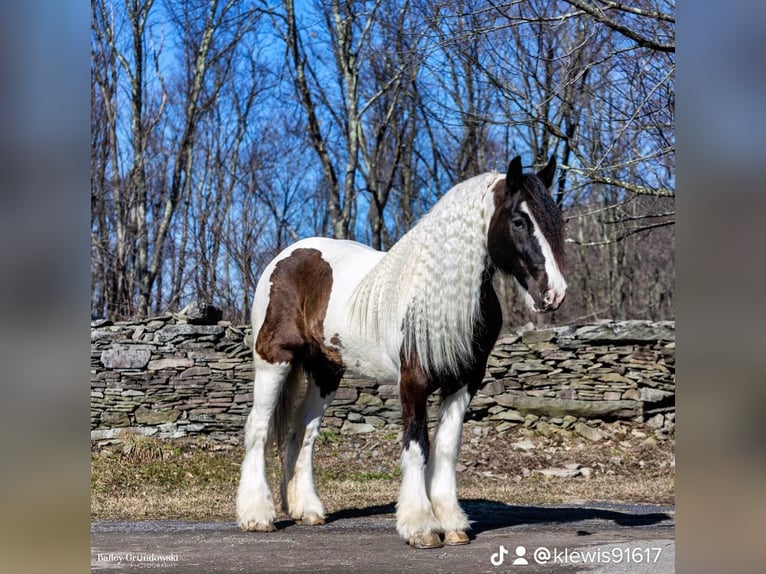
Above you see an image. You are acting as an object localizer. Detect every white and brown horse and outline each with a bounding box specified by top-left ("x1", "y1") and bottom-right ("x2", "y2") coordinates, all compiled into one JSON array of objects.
[{"x1": 236, "y1": 155, "x2": 567, "y2": 548}]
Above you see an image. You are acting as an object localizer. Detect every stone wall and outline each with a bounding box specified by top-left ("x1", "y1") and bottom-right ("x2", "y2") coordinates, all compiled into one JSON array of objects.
[{"x1": 91, "y1": 315, "x2": 674, "y2": 442}]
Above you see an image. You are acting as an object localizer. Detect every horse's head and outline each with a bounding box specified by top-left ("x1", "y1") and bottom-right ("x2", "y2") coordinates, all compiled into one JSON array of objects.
[{"x1": 487, "y1": 155, "x2": 567, "y2": 313}]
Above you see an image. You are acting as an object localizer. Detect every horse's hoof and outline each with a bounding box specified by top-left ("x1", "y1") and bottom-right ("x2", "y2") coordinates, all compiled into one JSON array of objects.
[
  {"x1": 408, "y1": 532, "x2": 444, "y2": 549},
  {"x1": 444, "y1": 530, "x2": 470, "y2": 545},
  {"x1": 297, "y1": 512, "x2": 325, "y2": 526},
  {"x1": 239, "y1": 520, "x2": 277, "y2": 532}
]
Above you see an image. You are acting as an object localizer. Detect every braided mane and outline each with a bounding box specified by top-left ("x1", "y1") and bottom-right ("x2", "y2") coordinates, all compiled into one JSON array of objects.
[{"x1": 349, "y1": 172, "x2": 503, "y2": 375}]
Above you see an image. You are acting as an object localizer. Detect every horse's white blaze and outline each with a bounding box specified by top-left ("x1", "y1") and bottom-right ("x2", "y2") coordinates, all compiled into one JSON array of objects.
[
  {"x1": 427, "y1": 386, "x2": 471, "y2": 532},
  {"x1": 397, "y1": 442, "x2": 441, "y2": 538},
  {"x1": 520, "y1": 201, "x2": 567, "y2": 309}
]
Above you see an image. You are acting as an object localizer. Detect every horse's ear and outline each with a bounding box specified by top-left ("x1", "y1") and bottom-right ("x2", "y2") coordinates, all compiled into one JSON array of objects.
[
  {"x1": 505, "y1": 156, "x2": 523, "y2": 197},
  {"x1": 538, "y1": 155, "x2": 557, "y2": 189}
]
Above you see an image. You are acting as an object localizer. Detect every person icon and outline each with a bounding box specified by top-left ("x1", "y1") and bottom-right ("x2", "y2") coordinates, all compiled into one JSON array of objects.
[{"x1": 513, "y1": 545, "x2": 528, "y2": 565}]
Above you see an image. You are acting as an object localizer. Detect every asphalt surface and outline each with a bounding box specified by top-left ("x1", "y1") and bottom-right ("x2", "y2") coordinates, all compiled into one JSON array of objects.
[{"x1": 91, "y1": 501, "x2": 674, "y2": 573}]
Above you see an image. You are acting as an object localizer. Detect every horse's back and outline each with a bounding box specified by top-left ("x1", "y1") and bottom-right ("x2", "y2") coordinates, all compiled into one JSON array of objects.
[{"x1": 251, "y1": 237, "x2": 386, "y2": 372}]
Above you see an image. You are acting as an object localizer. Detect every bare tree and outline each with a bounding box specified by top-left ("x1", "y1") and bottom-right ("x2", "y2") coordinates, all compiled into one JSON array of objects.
[
  {"x1": 280, "y1": 0, "x2": 417, "y2": 240},
  {"x1": 91, "y1": 0, "x2": 261, "y2": 318},
  {"x1": 91, "y1": 0, "x2": 675, "y2": 323}
]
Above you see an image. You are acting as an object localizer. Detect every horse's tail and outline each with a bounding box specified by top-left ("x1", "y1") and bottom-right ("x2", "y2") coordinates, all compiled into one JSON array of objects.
[{"x1": 269, "y1": 365, "x2": 307, "y2": 452}]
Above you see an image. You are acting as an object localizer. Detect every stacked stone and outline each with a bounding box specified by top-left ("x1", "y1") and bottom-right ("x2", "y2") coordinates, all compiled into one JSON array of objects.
[
  {"x1": 91, "y1": 313, "x2": 252, "y2": 442},
  {"x1": 321, "y1": 321, "x2": 675, "y2": 436},
  {"x1": 474, "y1": 321, "x2": 675, "y2": 436},
  {"x1": 325, "y1": 375, "x2": 446, "y2": 435},
  {"x1": 91, "y1": 313, "x2": 675, "y2": 442}
]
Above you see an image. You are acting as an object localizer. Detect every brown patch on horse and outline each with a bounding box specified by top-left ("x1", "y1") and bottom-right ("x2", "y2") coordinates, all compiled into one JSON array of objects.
[
  {"x1": 399, "y1": 352, "x2": 432, "y2": 457},
  {"x1": 487, "y1": 174, "x2": 527, "y2": 284},
  {"x1": 487, "y1": 163, "x2": 565, "y2": 310},
  {"x1": 491, "y1": 176, "x2": 506, "y2": 207},
  {"x1": 255, "y1": 248, "x2": 344, "y2": 397}
]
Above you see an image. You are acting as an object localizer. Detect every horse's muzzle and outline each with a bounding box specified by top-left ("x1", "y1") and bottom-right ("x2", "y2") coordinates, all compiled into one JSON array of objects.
[
  {"x1": 530, "y1": 287, "x2": 566, "y2": 313},
  {"x1": 541, "y1": 287, "x2": 566, "y2": 312}
]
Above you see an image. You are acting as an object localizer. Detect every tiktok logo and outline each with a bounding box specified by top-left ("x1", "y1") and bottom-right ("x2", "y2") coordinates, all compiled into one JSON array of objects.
[{"x1": 491, "y1": 545, "x2": 509, "y2": 566}]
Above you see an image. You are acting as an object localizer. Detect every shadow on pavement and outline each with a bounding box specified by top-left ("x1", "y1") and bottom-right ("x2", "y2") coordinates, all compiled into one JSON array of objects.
[
  {"x1": 326, "y1": 503, "x2": 396, "y2": 523},
  {"x1": 463, "y1": 500, "x2": 673, "y2": 534},
  {"x1": 324, "y1": 499, "x2": 673, "y2": 535}
]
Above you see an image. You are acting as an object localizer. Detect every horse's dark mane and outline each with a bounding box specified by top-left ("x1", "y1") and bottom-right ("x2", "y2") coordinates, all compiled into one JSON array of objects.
[{"x1": 523, "y1": 175, "x2": 566, "y2": 268}]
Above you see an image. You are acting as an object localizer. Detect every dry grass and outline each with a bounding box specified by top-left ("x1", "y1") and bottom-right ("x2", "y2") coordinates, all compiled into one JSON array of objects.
[{"x1": 91, "y1": 423, "x2": 674, "y2": 521}]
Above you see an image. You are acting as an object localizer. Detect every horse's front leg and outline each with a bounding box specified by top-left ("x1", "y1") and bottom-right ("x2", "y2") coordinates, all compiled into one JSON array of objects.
[
  {"x1": 427, "y1": 385, "x2": 472, "y2": 545},
  {"x1": 397, "y1": 362, "x2": 442, "y2": 548}
]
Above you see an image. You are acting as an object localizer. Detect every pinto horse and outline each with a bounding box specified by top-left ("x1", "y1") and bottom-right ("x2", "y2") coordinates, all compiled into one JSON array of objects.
[{"x1": 236, "y1": 155, "x2": 567, "y2": 548}]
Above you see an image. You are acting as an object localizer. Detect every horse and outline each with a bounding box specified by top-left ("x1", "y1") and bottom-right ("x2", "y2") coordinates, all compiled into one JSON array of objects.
[{"x1": 236, "y1": 154, "x2": 567, "y2": 549}]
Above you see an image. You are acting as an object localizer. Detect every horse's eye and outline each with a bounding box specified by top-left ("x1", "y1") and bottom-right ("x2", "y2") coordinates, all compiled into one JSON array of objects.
[{"x1": 512, "y1": 218, "x2": 525, "y2": 230}]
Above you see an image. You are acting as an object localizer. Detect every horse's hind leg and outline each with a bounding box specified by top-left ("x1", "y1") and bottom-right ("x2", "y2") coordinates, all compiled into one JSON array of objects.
[
  {"x1": 236, "y1": 359, "x2": 291, "y2": 532},
  {"x1": 281, "y1": 373, "x2": 337, "y2": 525},
  {"x1": 427, "y1": 385, "x2": 472, "y2": 545}
]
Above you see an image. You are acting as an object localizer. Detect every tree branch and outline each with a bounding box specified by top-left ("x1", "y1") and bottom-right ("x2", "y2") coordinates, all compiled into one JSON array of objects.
[
  {"x1": 561, "y1": 0, "x2": 675, "y2": 53},
  {"x1": 587, "y1": 175, "x2": 675, "y2": 198},
  {"x1": 566, "y1": 219, "x2": 674, "y2": 246}
]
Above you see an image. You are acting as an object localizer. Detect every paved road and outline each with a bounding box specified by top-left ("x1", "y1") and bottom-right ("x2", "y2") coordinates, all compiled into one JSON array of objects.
[{"x1": 91, "y1": 502, "x2": 674, "y2": 573}]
